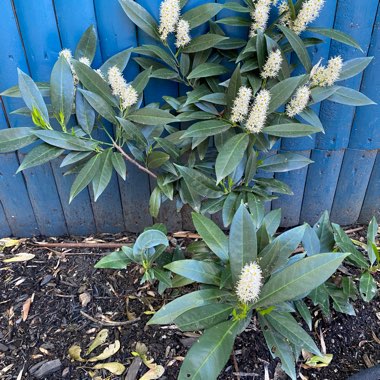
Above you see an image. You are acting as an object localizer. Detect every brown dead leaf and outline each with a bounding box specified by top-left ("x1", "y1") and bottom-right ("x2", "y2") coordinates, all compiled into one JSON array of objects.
[
  {"x1": 86, "y1": 329, "x2": 109, "y2": 355},
  {"x1": 139, "y1": 365, "x2": 165, "y2": 380},
  {"x1": 372, "y1": 331, "x2": 380, "y2": 345},
  {"x1": 363, "y1": 353, "x2": 374, "y2": 368},
  {"x1": 88, "y1": 340, "x2": 120, "y2": 362},
  {"x1": 22, "y1": 294, "x2": 34, "y2": 322},
  {"x1": 79, "y1": 292, "x2": 92, "y2": 308},
  {"x1": 68, "y1": 345, "x2": 85, "y2": 362},
  {"x1": 4, "y1": 253, "x2": 35, "y2": 263},
  {"x1": 92, "y1": 362, "x2": 126, "y2": 375}
]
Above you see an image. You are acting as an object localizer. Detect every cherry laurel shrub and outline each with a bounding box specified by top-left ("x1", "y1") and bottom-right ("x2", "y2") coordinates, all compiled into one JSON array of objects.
[{"x1": 0, "y1": 0, "x2": 377, "y2": 379}]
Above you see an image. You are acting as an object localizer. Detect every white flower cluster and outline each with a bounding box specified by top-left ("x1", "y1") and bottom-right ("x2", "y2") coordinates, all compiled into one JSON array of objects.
[
  {"x1": 278, "y1": 1, "x2": 292, "y2": 27},
  {"x1": 59, "y1": 49, "x2": 74, "y2": 71},
  {"x1": 79, "y1": 57, "x2": 91, "y2": 66},
  {"x1": 250, "y1": 0, "x2": 273, "y2": 37},
  {"x1": 246, "y1": 89, "x2": 271, "y2": 133},
  {"x1": 310, "y1": 56, "x2": 343, "y2": 87},
  {"x1": 236, "y1": 262, "x2": 263, "y2": 304},
  {"x1": 286, "y1": 85, "x2": 311, "y2": 117},
  {"x1": 108, "y1": 66, "x2": 138, "y2": 109},
  {"x1": 175, "y1": 19, "x2": 191, "y2": 48},
  {"x1": 230, "y1": 86, "x2": 253, "y2": 123},
  {"x1": 158, "y1": 0, "x2": 191, "y2": 48},
  {"x1": 292, "y1": 0, "x2": 325, "y2": 34},
  {"x1": 261, "y1": 49, "x2": 283, "y2": 79}
]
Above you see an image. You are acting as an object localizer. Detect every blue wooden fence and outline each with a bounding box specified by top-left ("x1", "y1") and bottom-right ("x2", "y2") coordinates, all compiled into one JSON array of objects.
[{"x1": 0, "y1": 0, "x2": 379, "y2": 237}]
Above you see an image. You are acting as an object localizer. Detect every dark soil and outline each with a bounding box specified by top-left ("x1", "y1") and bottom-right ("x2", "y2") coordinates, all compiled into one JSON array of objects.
[{"x1": 0, "y1": 228, "x2": 379, "y2": 380}]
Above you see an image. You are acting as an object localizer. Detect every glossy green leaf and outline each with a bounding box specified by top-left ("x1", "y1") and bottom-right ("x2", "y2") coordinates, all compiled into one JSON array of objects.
[
  {"x1": 192, "y1": 212, "x2": 229, "y2": 261},
  {"x1": 339, "y1": 57, "x2": 373, "y2": 81},
  {"x1": 226, "y1": 65, "x2": 242, "y2": 117},
  {"x1": 60, "y1": 151, "x2": 92, "y2": 167},
  {"x1": 147, "y1": 151, "x2": 170, "y2": 169},
  {"x1": 127, "y1": 108, "x2": 175, "y2": 125},
  {"x1": 0, "y1": 127, "x2": 38, "y2": 153},
  {"x1": 17, "y1": 143, "x2": 64, "y2": 172},
  {"x1": 367, "y1": 216, "x2": 379, "y2": 265},
  {"x1": 182, "y1": 3, "x2": 224, "y2": 29},
  {"x1": 262, "y1": 209, "x2": 282, "y2": 236},
  {"x1": 222, "y1": 192, "x2": 239, "y2": 227},
  {"x1": 149, "y1": 187, "x2": 161, "y2": 218},
  {"x1": 264, "y1": 123, "x2": 322, "y2": 137},
  {"x1": 229, "y1": 204, "x2": 257, "y2": 284},
  {"x1": 34, "y1": 130, "x2": 97, "y2": 151},
  {"x1": 133, "y1": 229, "x2": 168, "y2": 256},
  {"x1": 188, "y1": 63, "x2": 228, "y2": 79},
  {"x1": 76, "y1": 89, "x2": 95, "y2": 134},
  {"x1": 215, "y1": 133, "x2": 249, "y2": 183},
  {"x1": 1, "y1": 82, "x2": 50, "y2": 98},
  {"x1": 94, "y1": 250, "x2": 131, "y2": 269},
  {"x1": 132, "y1": 67, "x2": 152, "y2": 94},
  {"x1": 165, "y1": 259, "x2": 221, "y2": 286},
  {"x1": 99, "y1": 49, "x2": 131, "y2": 77},
  {"x1": 74, "y1": 25, "x2": 97, "y2": 62},
  {"x1": 259, "y1": 152, "x2": 312, "y2": 172},
  {"x1": 328, "y1": 87, "x2": 375, "y2": 106},
  {"x1": 302, "y1": 224, "x2": 320, "y2": 256},
  {"x1": 254, "y1": 252, "x2": 350, "y2": 308},
  {"x1": 111, "y1": 152, "x2": 127, "y2": 180},
  {"x1": 294, "y1": 300, "x2": 312, "y2": 330},
  {"x1": 92, "y1": 150, "x2": 113, "y2": 201},
  {"x1": 182, "y1": 34, "x2": 228, "y2": 53},
  {"x1": 359, "y1": 272, "x2": 377, "y2": 302},
  {"x1": 182, "y1": 120, "x2": 231, "y2": 139},
  {"x1": 314, "y1": 211, "x2": 335, "y2": 253}
]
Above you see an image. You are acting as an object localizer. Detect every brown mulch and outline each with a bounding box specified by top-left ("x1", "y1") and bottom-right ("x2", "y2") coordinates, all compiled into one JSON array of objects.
[{"x1": 0, "y1": 228, "x2": 379, "y2": 380}]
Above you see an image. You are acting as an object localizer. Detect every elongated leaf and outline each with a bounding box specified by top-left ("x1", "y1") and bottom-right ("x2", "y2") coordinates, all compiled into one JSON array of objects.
[
  {"x1": 111, "y1": 152, "x2": 127, "y2": 180},
  {"x1": 76, "y1": 89, "x2": 95, "y2": 134},
  {"x1": 302, "y1": 224, "x2": 320, "y2": 256},
  {"x1": 339, "y1": 57, "x2": 373, "y2": 81},
  {"x1": 295, "y1": 300, "x2": 312, "y2": 330},
  {"x1": 367, "y1": 216, "x2": 379, "y2": 265},
  {"x1": 188, "y1": 63, "x2": 228, "y2": 79},
  {"x1": 17, "y1": 69, "x2": 49, "y2": 123},
  {"x1": 78, "y1": 88, "x2": 117, "y2": 123},
  {"x1": 215, "y1": 133, "x2": 249, "y2": 183},
  {"x1": 360, "y1": 272, "x2": 377, "y2": 302},
  {"x1": 92, "y1": 150, "x2": 113, "y2": 201},
  {"x1": 72, "y1": 60, "x2": 117, "y2": 106},
  {"x1": 278, "y1": 25, "x2": 311, "y2": 71},
  {"x1": 50, "y1": 56, "x2": 75, "y2": 125},
  {"x1": 314, "y1": 211, "x2": 335, "y2": 253},
  {"x1": 95, "y1": 250, "x2": 131, "y2": 269},
  {"x1": 328, "y1": 87, "x2": 375, "y2": 106},
  {"x1": 74, "y1": 25, "x2": 97, "y2": 62},
  {"x1": 100, "y1": 49, "x2": 132, "y2": 77},
  {"x1": 229, "y1": 204, "x2": 257, "y2": 284},
  {"x1": 34, "y1": 130, "x2": 97, "y2": 151},
  {"x1": 149, "y1": 187, "x2": 161, "y2": 218},
  {"x1": 132, "y1": 45, "x2": 177, "y2": 70},
  {"x1": 227, "y1": 65, "x2": 242, "y2": 117},
  {"x1": 147, "y1": 151, "x2": 170, "y2": 169},
  {"x1": 182, "y1": 34, "x2": 228, "y2": 53},
  {"x1": 0, "y1": 127, "x2": 37, "y2": 153},
  {"x1": 309, "y1": 86, "x2": 339, "y2": 104},
  {"x1": 254, "y1": 252, "x2": 350, "y2": 308},
  {"x1": 264, "y1": 123, "x2": 322, "y2": 138},
  {"x1": 181, "y1": 120, "x2": 231, "y2": 139},
  {"x1": 165, "y1": 260, "x2": 221, "y2": 286},
  {"x1": 307, "y1": 27, "x2": 363, "y2": 51},
  {"x1": 178, "y1": 320, "x2": 240, "y2": 380},
  {"x1": 268, "y1": 75, "x2": 307, "y2": 113},
  {"x1": 192, "y1": 212, "x2": 229, "y2": 261},
  {"x1": 299, "y1": 107, "x2": 323, "y2": 130},
  {"x1": 117, "y1": 117, "x2": 147, "y2": 148},
  {"x1": 262, "y1": 209, "x2": 282, "y2": 235},
  {"x1": 132, "y1": 67, "x2": 152, "y2": 94},
  {"x1": 266, "y1": 312, "x2": 321, "y2": 355},
  {"x1": 174, "y1": 304, "x2": 233, "y2": 331},
  {"x1": 182, "y1": 3, "x2": 224, "y2": 29},
  {"x1": 127, "y1": 108, "x2": 175, "y2": 125},
  {"x1": 1, "y1": 82, "x2": 50, "y2": 98},
  {"x1": 17, "y1": 143, "x2": 64, "y2": 172},
  {"x1": 118, "y1": 0, "x2": 159, "y2": 40},
  {"x1": 259, "y1": 152, "x2": 312, "y2": 172},
  {"x1": 60, "y1": 151, "x2": 92, "y2": 167},
  {"x1": 70, "y1": 154, "x2": 101, "y2": 202},
  {"x1": 175, "y1": 165, "x2": 224, "y2": 199},
  {"x1": 148, "y1": 289, "x2": 231, "y2": 325}
]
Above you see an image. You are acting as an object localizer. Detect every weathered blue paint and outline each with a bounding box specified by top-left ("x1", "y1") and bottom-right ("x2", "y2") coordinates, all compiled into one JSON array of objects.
[
  {"x1": 331, "y1": 149, "x2": 377, "y2": 225},
  {"x1": 300, "y1": 149, "x2": 344, "y2": 225},
  {"x1": 349, "y1": 6, "x2": 380, "y2": 150},
  {"x1": 272, "y1": 151, "x2": 311, "y2": 227},
  {"x1": 359, "y1": 152, "x2": 380, "y2": 222},
  {"x1": 0, "y1": 201, "x2": 12, "y2": 238},
  {"x1": 316, "y1": 0, "x2": 378, "y2": 150}
]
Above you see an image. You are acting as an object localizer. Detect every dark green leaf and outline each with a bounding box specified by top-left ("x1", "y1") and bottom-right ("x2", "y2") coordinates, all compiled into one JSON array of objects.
[
  {"x1": 111, "y1": 152, "x2": 127, "y2": 180},
  {"x1": 78, "y1": 89, "x2": 117, "y2": 123},
  {"x1": 132, "y1": 67, "x2": 152, "y2": 94},
  {"x1": 74, "y1": 25, "x2": 97, "y2": 63},
  {"x1": 259, "y1": 152, "x2": 313, "y2": 172},
  {"x1": 149, "y1": 187, "x2": 161, "y2": 218},
  {"x1": 99, "y1": 49, "x2": 132, "y2": 77},
  {"x1": 182, "y1": 3, "x2": 224, "y2": 29},
  {"x1": 1, "y1": 82, "x2": 50, "y2": 98},
  {"x1": 94, "y1": 250, "x2": 131, "y2": 269},
  {"x1": 188, "y1": 63, "x2": 228, "y2": 79},
  {"x1": 359, "y1": 272, "x2": 377, "y2": 302},
  {"x1": 127, "y1": 108, "x2": 175, "y2": 125},
  {"x1": 92, "y1": 150, "x2": 113, "y2": 201},
  {"x1": 314, "y1": 211, "x2": 334, "y2": 253},
  {"x1": 264, "y1": 123, "x2": 322, "y2": 138},
  {"x1": 133, "y1": 229, "x2": 168, "y2": 255},
  {"x1": 328, "y1": 87, "x2": 375, "y2": 106},
  {"x1": 182, "y1": 120, "x2": 231, "y2": 139},
  {"x1": 339, "y1": 57, "x2": 373, "y2": 81},
  {"x1": 147, "y1": 151, "x2": 170, "y2": 169},
  {"x1": 0, "y1": 127, "x2": 38, "y2": 153},
  {"x1": 76, "y1": 89, "x2": 95, "y2": 134},
  {"x1": 294, "y1": 300, "x2": 312, "y2": 330},
  {"x1": 34, "y1": 130, "x2": 97, "y2": 151},
  {"x1": 182, "y1": 34, "x2": 228, "y2": 53}
]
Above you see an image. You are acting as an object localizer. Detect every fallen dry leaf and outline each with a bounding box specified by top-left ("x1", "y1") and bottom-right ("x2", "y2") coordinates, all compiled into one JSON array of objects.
[
  {"x1": 372, "y1": 330, "x2": 380, "y2": 345},
  {"x1": 92, "y1": 362, "x2": 126, "y2": 375},
  {"x1": 0, "y1": 238, "x2": 21, "y2": 251},
  {"x1": 3, "y1": 253, "x2": 35, "y2": 263},
  {"x1": 139, "y1": 365, "x2": 165, "y2": 380},
  {"x1": 79, "y1": 292, "x2": 92, "y2": 308},
  {"x1": 88, "y1": 340, "x2": 120, "y2": 362},
  {"x1": 86, "y1": 329, "x2": 109, "y2": 355},
  {"x1": 22, "y1": 294, "x2": 34, "y2": 322},
  {"x1": 303, "y1": 354, "x2": 333, "y2": 369},
  {"x1": 68, "y1": 345, "x2": 85, "y2": 362}
]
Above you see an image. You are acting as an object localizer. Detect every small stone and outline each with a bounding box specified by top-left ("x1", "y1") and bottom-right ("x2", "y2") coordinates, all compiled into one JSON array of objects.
[
  {"x1": 0, "y1": 342, "x2": 9, "y2": 352},
  {"x1": 29, "y1": 359, "x2": 62, "y2": 379},
  {"x1": 40, "y1": 275, "x2": 53, "y2": 287}
]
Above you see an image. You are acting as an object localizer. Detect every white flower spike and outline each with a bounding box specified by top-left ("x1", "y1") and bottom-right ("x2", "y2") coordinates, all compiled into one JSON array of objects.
[
  {"x1": 246, "y1": 89, "x2": 271, "y2": 134},
  {"x1": 79, "y1": 57, "x2": 91, "y2": 66},
  {"x1": 231, "y1": 86, "x2": 253, "y2": 123},
  {"x1": 236, "y1": 262, "x2": 263, "y2": 304},
  {"x1": 261, "y1": 49, "x2": 283, "y2": 79},
  {"x1": 108, "y1": 66, "x2": 138, "y2": 109},
  {"x1": 175, "y1": 19, "x2": 191, "y2": 48},
  {"x1": 250, "y1": 0, "x2": 272, "y2": 37},
  {"x1": 286, "y1": 85, "x2": 311, "y2": 117},
  {"x1": 292, "y1": 0, "x2": 325, "y2": 35},
  {"x1": 159, "y1": 0, "x2": 181, "y2": 41},
  {"x1": 310, "y1": 56, "x2": 343, "y2": 87}
]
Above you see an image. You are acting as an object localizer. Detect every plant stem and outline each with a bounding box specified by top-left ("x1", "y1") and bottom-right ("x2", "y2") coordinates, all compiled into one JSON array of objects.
[{"x1": 113, "y1": 142, "x2": 157, "y2": 179}]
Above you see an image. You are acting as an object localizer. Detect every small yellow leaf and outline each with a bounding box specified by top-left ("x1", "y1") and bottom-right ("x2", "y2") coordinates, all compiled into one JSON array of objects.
[
  {"x1": 3, "y1": 253, "x2": 35, "y2": 263},
  {"x1": 92, "y1": 362, "x2": 126, "y2": 375},
  {"x1": 86, "y1": 329, "x2": 109, "y2": 355},
  {"x1": 88, "y1": 340, "x2": 120, "y2": 362},
  {"x1": 68, "y1": 345, "x2": 85, "y2": 362},
  {"x1": 0, "y1": 238, "x2": 21, "y2": 251},
  {"x1": 139, "y1": 365, "x2": 165, "y2": 380},
  {"x1": 305, "y1": 354, "x2": 333, "y2": 368}
]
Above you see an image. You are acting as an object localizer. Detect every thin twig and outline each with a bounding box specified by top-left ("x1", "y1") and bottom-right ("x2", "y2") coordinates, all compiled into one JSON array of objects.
[
  {"x1": 33, "y1": 242, "x2": 128, "y2": 249},
  {"x1": 344, "y1": 226, "x2": 364, "y2": 234},
  {"x1": 80, "y1": 310, "x2": 141, "y2": 327},
  {"x1": 113, "y1": 142, "x2": 157, "y2": 179},
  {"x1": 232, "y1": 351, "x2": 241, "y2": 380}
]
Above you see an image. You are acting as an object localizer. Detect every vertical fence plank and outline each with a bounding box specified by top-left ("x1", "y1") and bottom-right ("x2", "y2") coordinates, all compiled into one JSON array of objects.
[
  {"x1": 272, "y1": 151, "x2": 310, "y2": 227},
  {"x1": 1, "y1": 0, "x2": 66, "y2": 236},
  {"x1": 349, "y1": 6, "x2": 380, "y2": 151},
  {"x1": 331, "y1": 149, "x2": 377, "y2": 225},
  {"x1": 300, "y1": 149, "x2": 344, "y2": 225},
  {"x1": 282, "y1": 0, "x2": 337, "y2": 151},
  {"x1": 316, "y1": 0, "x2": 378, "y2": 150},
  {"x1": 359, "y1": 152, "x2": 380, "y2": 222},
  {"x1": 0, "y1": 201, "x2": 12, "y2": 238},
  {"x1": 94, "y1": 0, "x2": 153, "y2": 232}
]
